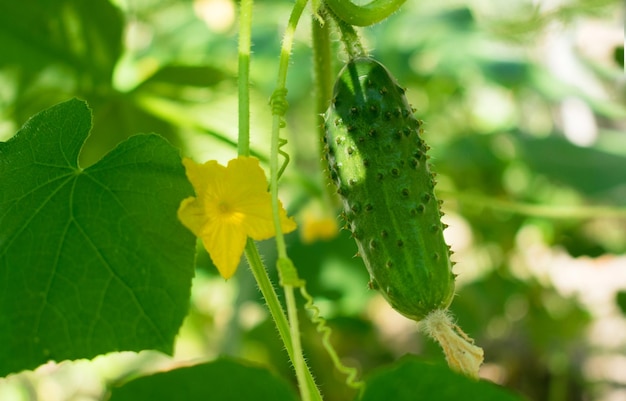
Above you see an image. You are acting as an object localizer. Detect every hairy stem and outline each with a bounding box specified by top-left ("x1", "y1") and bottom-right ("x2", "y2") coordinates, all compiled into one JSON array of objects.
[
  {"x1": 237, "y1": 0, "x2": 252, "y2": 156},
  {"x1": 324, "y1": 0, "x2": 406, "y2": 26},
  {"x1": 312, "y1": 7, "x2": 340, "y2": 208},
  {"x1": 268, "y1": 1, "x2": 324, "y2": 400},
  {"x1": 327, "y1": 8, "x2": 366, "y2": 58},
  {"x1": 237, "y1": 1, "x2": 322, "y2": 400},
  {"x1": 244, "y1": 241, "x2": 322, "y2": 400}
]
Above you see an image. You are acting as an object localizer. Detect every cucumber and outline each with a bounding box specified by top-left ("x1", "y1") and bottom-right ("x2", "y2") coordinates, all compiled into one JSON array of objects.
[{"x1": 324, "y1": 57, "x2": 455, "y2": 321}]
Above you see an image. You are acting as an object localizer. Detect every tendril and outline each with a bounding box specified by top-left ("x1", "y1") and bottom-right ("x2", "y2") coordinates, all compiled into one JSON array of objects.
[
  {"x1": 300, "y1": 285, "x2": 365, "y2": 390},
  {"x1": 270, "y1": 88, "x2": 289, "y2": 124},
  {"x1": 277, "y1": 138, "x2": 290, "y2": 180},
  {"x1": 270, "y1": 88, "x2": 291, "y2": 180}
]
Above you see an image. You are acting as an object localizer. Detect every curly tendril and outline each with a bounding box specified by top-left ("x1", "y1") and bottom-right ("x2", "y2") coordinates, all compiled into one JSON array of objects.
[
  {"x1": 324, "y1": 0, "x2": 406, "y2": 26},
  {"x1": 276, "y1": 256, "x2": 364, "y2": 389},
  {"x1": 270, "y1": 88, "x2": 289, "y2": 124},
  {"x1": 300, "y1": 286, "x2": 365, "y2": 389},
  {"x1": 270, "y1": 89, "x2": 291, "y2": 180}
]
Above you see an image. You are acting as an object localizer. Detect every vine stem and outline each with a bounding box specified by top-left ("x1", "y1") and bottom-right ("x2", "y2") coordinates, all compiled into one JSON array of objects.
[
  {"x1": 237, "y1": 0, "x2": 252, "y2": 156},
  {"x1": 243, "y1": 240, "x2": 293, "y2": 356},
  {"x1": 285, "y1": 284, "x2": 310, "y2": 401},
  {"x1": 244, "y1": 239, "x2": 320, "y2": 396},
  {"x1": 270, "y1": 0, "x2": 322, "y2": 401},
  {"x1": 268, "y1": 1, "x2": 323, "y2": 400},
  {"x1": 243, "y1": 246, "x2": 322, "y2": 401},
  {"x1": 312, "y1": 7, "x2": 339, "y2": 208},
  {"x1": 268, "y1": 0, "x2": 304, "y2": 288},
  {"x1": 236, "y1": 1, "x2": 321, "y2": 400},
  {"x1": 327, "y1": 7, "x2": 366, "y2": 59}
]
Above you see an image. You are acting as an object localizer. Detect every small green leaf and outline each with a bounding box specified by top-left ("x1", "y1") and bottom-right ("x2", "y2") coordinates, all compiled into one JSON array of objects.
[
  {"x1": 359, "y1": 356, "x2": 525, "y2": 401},
  {"x1": 0, "y1": 99, "x2": 195, "y2": 377},
  {"x1": 109, "y1": 358, "x2": 299, "y2": 401}
]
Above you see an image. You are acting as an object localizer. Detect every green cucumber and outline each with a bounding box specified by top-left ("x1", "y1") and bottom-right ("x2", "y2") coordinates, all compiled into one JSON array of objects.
[{"x1": 324, "y1": 57, "x2": 455, "y2": 321}]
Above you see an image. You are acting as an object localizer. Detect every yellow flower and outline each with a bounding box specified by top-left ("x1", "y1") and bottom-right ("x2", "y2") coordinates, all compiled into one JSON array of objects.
[
  {"x1": 300, "y1": 210, "x2": 339, "y2": 244},
  {"x1": 178, "y1": 156, "x2": 297, "y2": 279}
]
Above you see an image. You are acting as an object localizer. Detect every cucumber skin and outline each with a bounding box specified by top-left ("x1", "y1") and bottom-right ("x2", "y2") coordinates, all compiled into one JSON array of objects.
[{"x1": 324, "y1": 58, "x2": 455, "y2": 321}]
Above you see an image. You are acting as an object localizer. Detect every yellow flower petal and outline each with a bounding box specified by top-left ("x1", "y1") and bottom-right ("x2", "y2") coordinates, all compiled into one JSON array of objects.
[
  {"x1": 224, "y1": 157, "x2": 270, "y2": 200},
  {"x1": 222, "y1": 157, "x2": 296, "y2": 240},
  {"x1": 178, "y1": 155, "x2": 297, "y2": 279},
  {"x1": 200, "y1": 222, "x2": 248, "y2": 280},
  {"x1": 182, "y1": 158, "x2": 226, "y2": 201},
  {"x1": 239, "y1": 197, "x2": 296, "y2": 240},
  {"x1": 177, "y1": 197, "x2": 206, "y2": 237}
]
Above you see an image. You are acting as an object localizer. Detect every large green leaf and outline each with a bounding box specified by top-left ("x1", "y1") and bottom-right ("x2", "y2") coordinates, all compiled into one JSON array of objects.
[
  {"x1": 0, "y1": 99, "x2": 195, "y2": 377},
  {"x1": 109, "y1": 358, "x2": 299, "y2": 401},
  {"x1": 359, "y1": 356, "x2": 525, "y2": 401}
]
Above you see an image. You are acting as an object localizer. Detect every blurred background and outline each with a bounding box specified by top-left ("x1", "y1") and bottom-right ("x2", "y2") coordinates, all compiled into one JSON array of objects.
[{"x1": 0, "y1": 0, "x2": 624, "y2": 400}]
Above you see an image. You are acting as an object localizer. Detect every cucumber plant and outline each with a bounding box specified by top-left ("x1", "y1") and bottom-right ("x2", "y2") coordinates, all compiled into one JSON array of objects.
[{"x1": 1, "y1": 0, "x2": 514, "y2": 398}]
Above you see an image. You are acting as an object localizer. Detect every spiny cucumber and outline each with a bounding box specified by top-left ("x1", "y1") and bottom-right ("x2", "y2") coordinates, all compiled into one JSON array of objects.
[{"x1": 323, "y1": 57, "x2": 455, "y2": 321}]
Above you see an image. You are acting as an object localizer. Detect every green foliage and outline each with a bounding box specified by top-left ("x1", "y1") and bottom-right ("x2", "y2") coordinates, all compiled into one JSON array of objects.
[
  {"x1": 519, "y1": 135, "x2": 626, "y2": 200},
  {"x1": 0, "y1": 0, "x2": 123, "y2": 123},
  {"x1": 360, "y1": 356, "x2": 525, "y2": 401},
  {"x1": 0, "y1": 99, "x2": 195, "y2": 376},
  {"x1": 0, "y1": 0, "x2": 122, "y2": 81},
  {"x1": 109, "y1": 358, "x2": 299, "y2": 401},
  {"x1": 0, "y1": 0, "x2": 624, "y2": 400}
]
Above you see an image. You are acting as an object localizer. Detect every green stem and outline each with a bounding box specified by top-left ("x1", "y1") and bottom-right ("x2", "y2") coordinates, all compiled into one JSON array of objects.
[
  {"x1": 328, "y1": 9, "x2": 366, "y2": 58},
  {"x1": 244, "y1": 241, "x2": 321, "y2": 400},
  {"x1": 268, "y1": 0, "x2": 305, "y2": 260},
  {"x1": 324, "y1": 0, "x2": 406, "y2": 26},
  {"x1": 285, "y1": 285, "x2": 310, "y2": 401},
  {"x1": 237, "y1": 2, "x2": 321, "y2": 399},
  {"x1": 311, "y1": 8, "x2": 339, "y2": 208},
  {"x1": 243, "y1": 239, "x2": 292, "y2": 356},
  {"x1": 238, "y1": 0, "x2": 252, "y2": 156},
  {"x1": 133, "y1": 94, "x2": 267, "y2": 161},
  {"x1": 268, "y1": 1, "x2": 324, "y2": 400},
  {"x1": 312, "y1": 8, "x2": 333, "y2": 141}
]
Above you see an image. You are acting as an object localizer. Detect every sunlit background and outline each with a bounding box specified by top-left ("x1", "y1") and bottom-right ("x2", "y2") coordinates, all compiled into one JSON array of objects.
[{"x1": 0, "y1": 0, "x2": 624, "y2": 400}]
